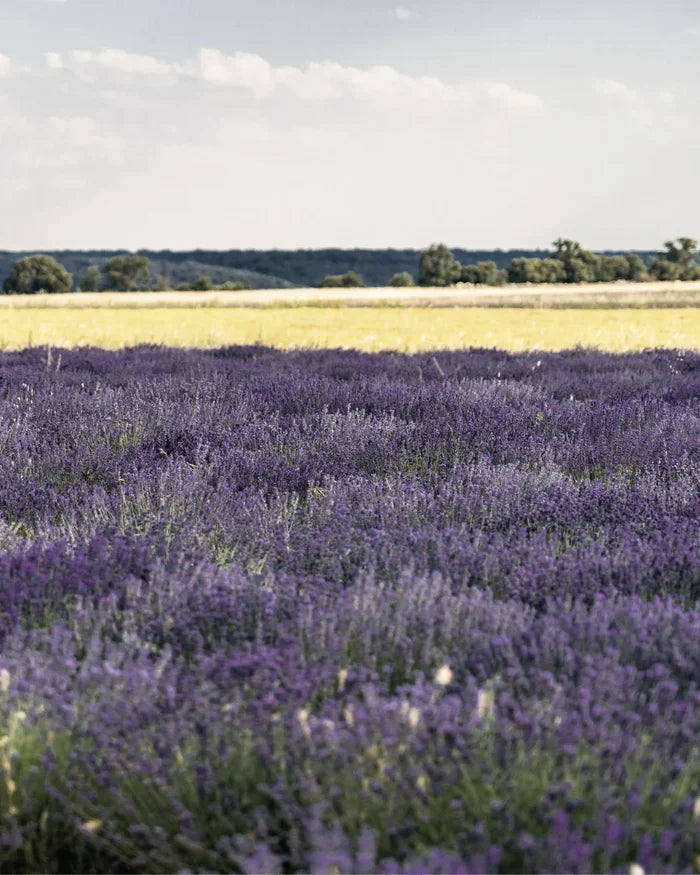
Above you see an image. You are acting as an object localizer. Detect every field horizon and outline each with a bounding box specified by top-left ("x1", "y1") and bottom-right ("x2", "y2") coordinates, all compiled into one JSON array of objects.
[{"x1": 1, "y1": 280, "x2": 700, "y2": 310}]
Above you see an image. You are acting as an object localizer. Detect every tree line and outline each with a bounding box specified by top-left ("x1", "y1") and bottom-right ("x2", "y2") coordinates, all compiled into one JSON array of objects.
[
  {"x1": 316, "y1": 237, "x2": 699, "y2": 288},
  {"x1": 414, "y1": 237, "x2": 700, "y2": 288},
  {"x1": 1, "y1": 238, "x2": 698, "y2": 293},
  {"x1": 0, "y1": 255, "x2": 250, "y2": 294}
]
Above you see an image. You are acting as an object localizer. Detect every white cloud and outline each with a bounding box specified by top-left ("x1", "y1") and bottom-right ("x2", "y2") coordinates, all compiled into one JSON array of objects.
[
  {"x1": 44, "y1": 52, "x2": 64, "y2": 70},
  {"x1": 0, "y1": 114, "x2": 32, "y2": 139},
  {"x1": 477, "y1": 80, "x2": 545, "y2": 112},
  {"x1": 594, "y1": 78, "x2": 640, "y2": 102},
  {"x1": 46, "y1": 48, "x2": 181, "y2": 84},
  {"x1": 191, "y1": 49, "x2": 544, "y2": 111},
  {"x1": 11, "y1": 116, "x2": 126, "y2": 172},
  {"x1": 0, "y1": 55, "x2": 11, "y2": 77},
  {"x1": 38, "y1": 45, "x2": 543, "y2": 112},
  {"x1": 593, "y1": 79, "x2": 678, "y2": 130},
  {"x1": 629, "y1": 108, "x2": 654, "y2": 129},
  {"x1": 395, "y1": 7, "x2": 421, "y2": 20},
  {"x1": 654, "y1": 90, "x2": 676, "y2": 105},
  {"x1": 195, "y1": 49, "x2": 276, "y2": 94},
  {"x1": 75, "y1": 48, "x2": 177, "y2": 76}
]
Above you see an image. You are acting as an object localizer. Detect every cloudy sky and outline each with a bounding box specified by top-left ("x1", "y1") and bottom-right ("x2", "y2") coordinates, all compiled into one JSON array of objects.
[{"x1": 1, "y1": 0, "x2": 698, "y2": 250}]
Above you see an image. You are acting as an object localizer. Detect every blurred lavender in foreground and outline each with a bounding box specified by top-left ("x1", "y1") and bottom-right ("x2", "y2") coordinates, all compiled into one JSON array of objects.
[{"x1": 0, "y1": 345, "x2": 697, "y2": 873}]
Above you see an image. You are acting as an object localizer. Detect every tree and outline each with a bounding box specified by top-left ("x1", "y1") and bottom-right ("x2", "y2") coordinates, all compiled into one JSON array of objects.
[
  {"x1": 651, "y1": 237, "x2": 699, "y2": 281},
  {"x1": 460, "y1": 264, "x2": 482, "y2": 284},
  {"x1": 624, "y1": 254, "x2": 647, "y2": 282},
  {"x1": 217, "y1": 281, "x2": 250, "y2": 291},
  {"x1": 552, "y1": 238, "x2": 584, "y2": 261},
  {"x1": 566, "y1": 258, "x2": 596, "y2": 283},
  {"x1": 389, "y1": 272, "x2": 414, "y2": 287},
  {"x1": 593, "y1": 254, "x2": 646, "y2": 283},
  {"x1": 151, "y1": 275, "x2": 169, "y2": 291},
  {"x1": 662, "y1": 237, "x2": 698, "y2": 266},
  {"x1": 340, "y1": 271, "x2": 364, "y2": 287},
  {"x1": 551, "y1": 239, "x2": 598, "y2": 283},
  {"x1": 595, "y1": 256, "x2": 619, "y2": 283},
  {"x1": 460, "y1": 261, "x2": 504, "y2": 286},
  {"x1": 102, "y1": 255, "x2": 150, "y2": 291},
  {"x1": 319, "y1": 275, "x2": 342, "y2": 288},
  {"x1": 506, "y1": 257, "x2": 564, "y2": 284},
  {"x1": 318, "y1": 272, "x2": 365, "y2": 288},
  {"x1": 475, "y1": 261, "x2": 504, "y2": 286},
  {"x1": 538, "y1": 258, "x2": 566, "y2": 283},
  {"x1": 79, "y1": 265, "x2": 102, "y2": 292},
  {"x1": 506, "y1": 258, "x2": 534, "y2": 284},
  {"x1": 192, "y1": 275, "x2": 214, "y2": 291},
  {"x1": 418, "y1": 244, "x2": 461, "y2": 287},
  {"x1": 654, "y1": 261, "x2": 681, "y2": 281},
  {"x1": 2, "y1": 255, "x2": 72, "y2": 294}
]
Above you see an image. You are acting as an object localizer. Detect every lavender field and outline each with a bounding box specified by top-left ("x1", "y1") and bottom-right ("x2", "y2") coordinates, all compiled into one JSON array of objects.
[{"x1": 0, "y1": 344, "x2": 698, "y2": 874}]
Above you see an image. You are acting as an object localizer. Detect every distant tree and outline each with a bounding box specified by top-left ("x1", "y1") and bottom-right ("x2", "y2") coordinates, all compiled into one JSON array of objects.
[
  {"x1": 460, "y1": 261, "x2": 504, "y2": 286},
  {"x1": 552, "y1": 238, "x2": 583, "y2": 260},
  {"x1": 389, "y1": 272, "x2": 414, "y2": 287},
  {"x1": 477, "y1": 261, "x2": 504, "y2": 286},
  {"x1": 176, "y1": 283, "x2": 192, "y2": 292},
  {"x1": 460, "y1": 264, "x2": 482, "y2": 284},
  {"x1": 595, "y1": 256, "x2": 619, "y2": 284},
  {"x1": 340, "y1": 271, "x2": 365, "y2": 287},
  {"x1": 566, "y1": 258, "x2": 596, "y2": 283},
  {"x1": 2, "y1": 255, "x2": 72, "y2": 294},
  {"x1": 662, "y1": 237, "x2": 698, "y2": 267},
  {"x1": 318, "y1": 271, "x2": 365, "y2": 288},
  {"x1": 538, "y1": 258, "x2": 567, "y2": 283},
  {"x1": 151, "y1": 274, "x2": 169, "y2": 291},
  {"x1": 594, "y1": 254, "x2": 646, "y2": 283},
  {"x1": 506, "y1": 258, "x2": 534, "y2": 284},
  {"x1": 216, "y1": 281, "x2": 250, "y2": 291},
  {"x1": 624, "y1": 254, "x2": 647, "y2": 281},
  {"x1": 551, "y1": 239, "x2": 598, "y2": 283},
  {"x1": 192, "y1": 275, "x2": 214, "y2": 291},
  {"x1": 653, "y1": 261, "x2": 681, "y2": 281},
  {"x1": 418, "y1": 244, "x2": 461, "y2": 287},
  {"x1": 651, "y1": 237, "x2": 699, "y2": 281},
  {"x1": 506, "y1": 257, "x2": 564, "y2": 284},
  {"x1": 102, "y1": 255, "x2": 150, "y2": 291},
  {"x1": 318, "y1": 275, "x2": 342, "y2": 288},
  {"x1": 79, "y1": 265, "x2": 102, "y2": 292}
]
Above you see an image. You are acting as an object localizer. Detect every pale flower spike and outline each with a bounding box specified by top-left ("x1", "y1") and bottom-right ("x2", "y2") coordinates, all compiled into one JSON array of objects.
[
  {"x1": 477, "y1": 688, "x2": 496, "y2": 721},
  {"x1": 434, "y1": 664, "x2": 453, "y2": 686},
  {"x1": 81, "y1": 820, "x2": 103, "y2": 834},
  {"x1": 337, "y1": 668, "x2": 348, "y2": 692}
]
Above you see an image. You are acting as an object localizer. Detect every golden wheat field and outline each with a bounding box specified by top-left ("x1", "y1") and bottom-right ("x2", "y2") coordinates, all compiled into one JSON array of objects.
[{"x1": 0, "y1": 306, "x2": 697, "y2": 352}]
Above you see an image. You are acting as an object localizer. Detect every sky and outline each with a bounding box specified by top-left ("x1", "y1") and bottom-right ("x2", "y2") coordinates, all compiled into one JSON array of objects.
[{"x1": 1, "y1": 0, "x2": 699, "y2": 250}]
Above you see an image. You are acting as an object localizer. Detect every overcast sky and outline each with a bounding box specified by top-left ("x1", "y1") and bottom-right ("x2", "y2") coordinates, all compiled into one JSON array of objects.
[{"x1": 1, "y1": 0, "x2": 699, "y2": 250}]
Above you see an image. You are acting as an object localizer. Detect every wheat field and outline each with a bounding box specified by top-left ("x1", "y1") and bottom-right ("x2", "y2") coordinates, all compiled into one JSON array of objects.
[
  {"x1": 0, "y1": 306, "x2": 697, "y2": 352},
  {"x1": 1, "y1": 281, "x2": 700, "y2": 310}
]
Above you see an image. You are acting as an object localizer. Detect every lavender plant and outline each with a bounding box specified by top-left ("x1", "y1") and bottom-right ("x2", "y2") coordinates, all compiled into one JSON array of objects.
[{"x1": 0, "y1": 345, "x2": 697, "y2": 873}]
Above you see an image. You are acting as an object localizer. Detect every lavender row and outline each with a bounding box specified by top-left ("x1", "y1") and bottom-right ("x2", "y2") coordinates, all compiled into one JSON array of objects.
[{"x1": 0, "y1": 345, "x2": 698, "y2": 873}]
